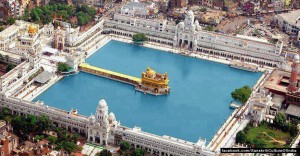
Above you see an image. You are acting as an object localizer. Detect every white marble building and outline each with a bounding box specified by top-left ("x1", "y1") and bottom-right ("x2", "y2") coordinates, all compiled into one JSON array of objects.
[
  {"x1": 0, "y1": 10, "x2": 286, "y2": 68},
  {"x1": 0, "y1": 20, "x2": 42, "y2": 56},
  {"x1": 249, "y1": 90, "x2": 273, "y2": 126},
  {"x1": 275, "y1": 9, "x2": 300, "y2": 35},
  {"x1": 0, "y1": 96, "x2": 214, "y2": 156},
  {"x1": 87, "y1": 99, "x2": 119, "y2": 145},
  {"x1": 120, "y1": 1, "x2": 148, "y2": 17},
  {"x1": 105, "y1": 10, "x2": 285, "y2": 67},
  {"x1": 44, "y1": 19, "x2": 105, "y2": 53},
  {"x1": 0, "y1": 10, "x2": 290, "y2": 156}
]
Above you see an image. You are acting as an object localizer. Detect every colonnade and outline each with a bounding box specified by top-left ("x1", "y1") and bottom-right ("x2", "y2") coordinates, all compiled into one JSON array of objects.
[{"x1": 195, "y1": 47, "x2": 278, "y2": 67}]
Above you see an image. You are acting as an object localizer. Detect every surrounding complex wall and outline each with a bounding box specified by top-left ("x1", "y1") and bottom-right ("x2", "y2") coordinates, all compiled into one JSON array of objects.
[
  {"x1": 0, "y1": 10, "x2": 289, "y2": 156},
  {"x1": 104, "y1": 12, "x2": 284, "y2": 66},
  {"x1": 0, "y1": 95, "x2": 214, "y2": 156}
]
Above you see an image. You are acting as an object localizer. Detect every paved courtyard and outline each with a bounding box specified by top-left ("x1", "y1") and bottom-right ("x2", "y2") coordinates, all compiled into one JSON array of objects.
[{"x1": 81, "y1": 143, "x2": 105, "y2": 156}]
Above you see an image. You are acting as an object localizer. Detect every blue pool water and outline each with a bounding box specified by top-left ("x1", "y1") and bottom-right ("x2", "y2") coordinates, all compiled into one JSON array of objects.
[{"x1": 34, "y1": 40, "x2": 262, "y2": 142}]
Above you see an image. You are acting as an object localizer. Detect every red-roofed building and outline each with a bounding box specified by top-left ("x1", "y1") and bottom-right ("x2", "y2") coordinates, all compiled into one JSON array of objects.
[{"x1": 0, "y1": 120, "x2": 19, "y2": 156}]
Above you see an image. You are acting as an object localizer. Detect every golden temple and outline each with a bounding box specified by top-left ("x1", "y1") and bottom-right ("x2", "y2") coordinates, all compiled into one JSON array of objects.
[
  {"x1": 138, "y1": 67, "x2": 170, "y2": 95},
  {"x1": 79, "y1": 64, "x2": 170, "y2": 96},
  {"x1": 28, "y1": 24, "x2": 38, "y2": 34}
]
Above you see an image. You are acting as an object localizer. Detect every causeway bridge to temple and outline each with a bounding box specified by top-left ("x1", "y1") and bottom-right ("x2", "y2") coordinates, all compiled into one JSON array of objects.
[{"x1": 78, "y1": 63, "x2": 141, "y2": 86}]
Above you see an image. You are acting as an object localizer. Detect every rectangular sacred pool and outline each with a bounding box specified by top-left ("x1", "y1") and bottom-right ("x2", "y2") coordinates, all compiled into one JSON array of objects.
[{"x1": 34, "y1": 40, "x2": 262, "y2": 142}]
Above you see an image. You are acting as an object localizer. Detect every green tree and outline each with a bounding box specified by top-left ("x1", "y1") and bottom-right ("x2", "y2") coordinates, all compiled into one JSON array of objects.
[
  {"x1": 11, "y1": 116, "x2": 27, "y2": 140},
  {"x1": 24, "y1": 3, "x2": 96, "y2": 25},
  {"x1": 2, "y1": 107, "x2": 11, "y2": 117},
  {"x1": 231, "y1": 86, "x2": 252, "y2": 104},
  {"x1": 47, "y1": 136, "x2": 58, "y2": 144},
  {"x1": 6, "y1": 63, "x2": 15, "y2": 72},
  {"x1": 66, "y1": 6, "x2": 76, "y2": 16},
  {"x1": 55, "y1": 141, "x2": 74, "y2": 154},
  {"x1": 79, "y1": 5, "x2": 96, "y2": 17},
  {"x1": 77, "y1": 11, "x2": 91, "y2": 26},
  {"x1": 0, "y1": 107, "x2": 11, "y2": 121},
  {"x1": 0, "y1": 26, "x2": 3, "y2": 32},
  {"x1": 30, "y1": 10, "x2": 41, "y2": 22},
  {"x1": 252, "y1": 139, "x2": 266, "y2": 148},
  {"x1": 200, "y1": 7, "x2": 207, "y2": 12},
  {"x1": 119, "y1": 140, "x2": 131, "y2": 151},
  {"x1": 43, "y1": 14, "x2": 53, "y2": 24},
  {"x1": 73, "y1": 133, "x2": 79, "y2": 142},
  {"x1": 62, "y1": 141, "x2": 77, "y2": 154},
  {"x1": 274, "y1": 113, "x2": 287, "y2": 129},
  {"x1": 7, "y1": 17, "x2": 16, "y2": 25},
  {"x1": 291, "y1": 119, "x2": 299, "y2": 126},
  {"x1": 134, "y1": 148, "x2": 145, "y2": 156},
  {"x1": 132, "y1": 33, "x2": 148, "y2": 44},
  {"x1": 57, "y1": 63, "x2": 69, "y2": 72},
  {"x1": 288, "y1": 124, "x2": 298, "y2": 137},
  {"x1": 26, "y1": 114, "x2": 37, "y2": 133},
  {"x1": 235, "y1": 130, "x2": 247, "y2": 144},
  {"x1": 36, "y1": 115, "x2": 52, "y2": 133},
  {"x1": 77, "y1": 15, "x2": 86, "y2": 26},
  {"x1": 205, "y1": 25, "x2": 214, "y2": 31},
  {"x1": 96, "y1": 149, "x2": 112, "y2": 156},
  {"x1": 34, "y1": 135, "x2": 44, "y2": 142},
  {"x1": 57, "y1": 10, "x2": 70, "y2": 20}
]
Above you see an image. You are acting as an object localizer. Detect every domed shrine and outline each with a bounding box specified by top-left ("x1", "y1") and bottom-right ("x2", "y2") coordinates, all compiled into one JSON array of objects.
[
  {"x1": 28, "y1": 24, "x2": 38, "y2": 34},
  {"x1": 136, "y1": 67, "x2": 170, "y2": 95}
]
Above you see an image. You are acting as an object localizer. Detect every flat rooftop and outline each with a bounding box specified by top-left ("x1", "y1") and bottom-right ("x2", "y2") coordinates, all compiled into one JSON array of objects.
[
  {"x1": 123, "y1": 2, "x2": 147, "y2": 10},
  {"x1": 0, "y1": 24, "x2": 19, "y2": 39},
  {"x1": 263, "y1": 70, "x2": 290, "y2": 94},
  {"x1": 0, "y1": 50, "x2": 22, "y2": 60},
  {"x1": 34, "y1": 71, "x2": 55, "y2": 84},
  {"x1": 236, "y1": 35, "x2": 269, "y2": 43},
  {"x1": 286, "y1": 104, "x2": 300, "y2": 117},
  {"x1": 271, "y1": 94, "x2": 285, "y2": 108},
  {"x1": 277, "y1": 10, "x2": 300, "y2": 27}
]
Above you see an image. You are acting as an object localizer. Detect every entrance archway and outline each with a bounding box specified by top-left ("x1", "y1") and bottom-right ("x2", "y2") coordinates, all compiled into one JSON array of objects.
[
  {"x1": 189, "y1": 42, "x2": 193, "y2": 49},
  {"x1": 179, "y1": 39, "x2": 182, "y2": 46},
  {"x1": 95, "y1": 137, "x2": 100, "y2": 144}
]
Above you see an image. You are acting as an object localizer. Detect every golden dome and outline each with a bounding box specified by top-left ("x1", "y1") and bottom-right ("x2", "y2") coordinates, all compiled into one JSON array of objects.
[
  {"x1": 28, "y1": 24, "x2": 37, "y2": 34},
  {"x1": 146, "y1": 67, "x2": 156, "y2": 77}
]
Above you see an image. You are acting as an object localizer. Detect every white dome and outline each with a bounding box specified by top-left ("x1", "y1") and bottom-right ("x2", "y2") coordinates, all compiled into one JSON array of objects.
[
  {"x1": 89, "y1": 115, "x2": 96, "y2": 123},
  {"x1": 108, "y1": 112, "x2": 115, "y2": 121},
  {"x1": 98, "y1": 99, "x2": 107, "y2": 108},
  {"x1": 294, "y1": 54, "x2": 300, "y2": 62},
  {"x1": 191, "y1": 24, "x2": 196, "y2": 30},
  {"x1": 178, "y1": 22, "x2": 184, "y2": 29},
  {"x1": 187, "y1": 10, "x2": 194, "y2": 17}
]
